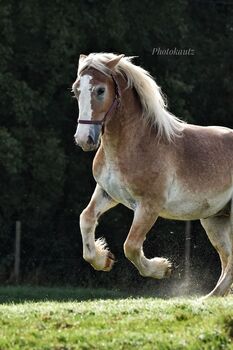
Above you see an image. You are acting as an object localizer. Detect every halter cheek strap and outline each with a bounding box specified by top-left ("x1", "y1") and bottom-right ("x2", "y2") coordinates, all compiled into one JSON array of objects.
[{"x1": 78, "y1": 74, "x2": 121, "y2": 127}]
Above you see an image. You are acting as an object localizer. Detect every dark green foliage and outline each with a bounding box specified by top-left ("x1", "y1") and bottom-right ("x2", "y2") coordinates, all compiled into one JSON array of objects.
[{"x1": 0, "y1": 0, "x2": 232, "y2": 292}]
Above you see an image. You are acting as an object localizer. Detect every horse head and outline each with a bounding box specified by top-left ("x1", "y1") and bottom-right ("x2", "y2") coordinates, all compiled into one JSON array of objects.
[{"x1": 73, "y1": 54, "x2": 124, "y2": 151}]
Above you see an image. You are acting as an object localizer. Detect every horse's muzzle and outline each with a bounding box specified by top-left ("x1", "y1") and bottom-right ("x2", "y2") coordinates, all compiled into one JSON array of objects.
[{"x1": 75, "y1": 124, "x2": 102, "y2": 152}]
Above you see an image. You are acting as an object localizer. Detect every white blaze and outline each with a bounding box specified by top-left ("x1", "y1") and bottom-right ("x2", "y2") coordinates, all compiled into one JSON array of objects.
[{"x1": 74, "y1": 74, "x2": 93, "y2": 142}]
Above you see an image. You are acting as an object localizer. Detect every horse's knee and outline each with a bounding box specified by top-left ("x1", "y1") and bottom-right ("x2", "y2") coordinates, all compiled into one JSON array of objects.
[
  {"x1": 80, "y1": 208, "x2": 91, "y2": 223},
  {"x1": 80, "y1": 207, "x2": 96, "y2": 229},
  {"x1": 123, "y1": 241, "x2": 140, "y2": 260}
]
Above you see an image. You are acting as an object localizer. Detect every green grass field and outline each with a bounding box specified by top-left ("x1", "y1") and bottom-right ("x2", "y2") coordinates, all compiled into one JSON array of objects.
[{"x1": 0, "y1": 286, "x2": 232, "y2": 349}]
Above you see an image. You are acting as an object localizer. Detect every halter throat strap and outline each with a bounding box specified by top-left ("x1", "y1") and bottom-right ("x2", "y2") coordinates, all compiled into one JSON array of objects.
[{"x1": 78, "y1": 73, "x2": 121, "y2": 126}]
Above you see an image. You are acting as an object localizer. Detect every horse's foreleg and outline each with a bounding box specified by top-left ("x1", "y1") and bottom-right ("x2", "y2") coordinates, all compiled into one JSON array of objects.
[
  {"x1": 80, "y1": 184, "x2": 117, "y2": 271},
  {"x1": 123, "y1": 206, "x2": 172, "y2": 279}
]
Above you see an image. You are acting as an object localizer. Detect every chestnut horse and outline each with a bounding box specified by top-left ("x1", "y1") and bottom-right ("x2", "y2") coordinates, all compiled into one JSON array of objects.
[{"x1": 73, "y1": 53, "x2": 233, "y2": 297}]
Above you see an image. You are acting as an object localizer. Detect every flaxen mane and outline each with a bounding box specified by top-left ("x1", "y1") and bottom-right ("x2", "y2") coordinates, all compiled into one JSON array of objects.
[{"x1": 78, "y1": 53, "x2": 185, "y2": 141}]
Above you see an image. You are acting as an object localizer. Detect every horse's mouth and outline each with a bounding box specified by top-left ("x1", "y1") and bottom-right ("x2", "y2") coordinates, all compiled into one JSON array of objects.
[
  {"x1": 74, "y1": 137, "x2": 100, "y2": 152},
  {"x1": 79, "y1": 143, "x2": 99, "y2": 152}
]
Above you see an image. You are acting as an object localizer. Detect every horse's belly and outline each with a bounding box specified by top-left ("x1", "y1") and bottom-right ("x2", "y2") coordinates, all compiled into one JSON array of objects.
[{"x1": 161, "y1": 187, "x2": 233, "y2": 221}]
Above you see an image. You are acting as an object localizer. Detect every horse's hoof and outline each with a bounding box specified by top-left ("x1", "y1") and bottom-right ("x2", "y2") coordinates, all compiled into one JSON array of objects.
[
  {"x1": 108, "y1": 252, "x2": 116, "y2": 261},
  {"x1": 103, "y1": 252, "x2": 116, "y2": 271},
  {"x1": 165, "y1": 263, "x2": 173, "y2": 278}
]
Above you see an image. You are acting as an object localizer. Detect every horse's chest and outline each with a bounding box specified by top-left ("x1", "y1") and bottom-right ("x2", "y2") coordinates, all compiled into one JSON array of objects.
[{"x1": 95, "y1": 164, "x2": 136, "y2": 210}]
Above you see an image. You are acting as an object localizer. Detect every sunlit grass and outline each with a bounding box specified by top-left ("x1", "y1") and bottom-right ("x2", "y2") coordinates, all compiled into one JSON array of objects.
[{"x1": 0, "y1": 287, "x2": 232, "y2": 349}]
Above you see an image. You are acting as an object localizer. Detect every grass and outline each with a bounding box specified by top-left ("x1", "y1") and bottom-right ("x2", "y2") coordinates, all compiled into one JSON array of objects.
[
  {"x1": 0, "y1": 285, "x2": 128, "y2": 303},
  {"x1": 0, "y1": 286, "x2": 232, "y2": 349}
]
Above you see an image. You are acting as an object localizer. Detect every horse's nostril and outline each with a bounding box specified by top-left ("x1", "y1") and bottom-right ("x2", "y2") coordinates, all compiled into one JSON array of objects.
[{"x1": 87, "y1": 135, "x2": 94, "y2": 145}]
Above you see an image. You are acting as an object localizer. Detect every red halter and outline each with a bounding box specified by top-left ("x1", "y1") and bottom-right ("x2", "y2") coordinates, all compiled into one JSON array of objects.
[{"x1": 77, "y1": 73, "x2": 121, "y2": 127}]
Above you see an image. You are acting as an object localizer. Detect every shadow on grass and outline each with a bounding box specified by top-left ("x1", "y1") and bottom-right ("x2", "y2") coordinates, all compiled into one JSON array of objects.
[
  {"x1": 0, "y1": 279, "x2": 206, "y2": 304},
  {"x1": 0, "y1": 285, "x2": 144, "y2": 304}
]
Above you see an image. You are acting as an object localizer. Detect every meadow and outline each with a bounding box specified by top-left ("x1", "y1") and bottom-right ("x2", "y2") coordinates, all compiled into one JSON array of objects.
[{"x1": 0, "y1": 286, "x2": 232, "y2": 349}]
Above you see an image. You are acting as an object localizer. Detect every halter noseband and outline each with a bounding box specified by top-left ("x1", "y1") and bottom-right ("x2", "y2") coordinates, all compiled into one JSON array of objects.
[{"x1": 77, "y1": 73, "x2": 121, "y2": 128}]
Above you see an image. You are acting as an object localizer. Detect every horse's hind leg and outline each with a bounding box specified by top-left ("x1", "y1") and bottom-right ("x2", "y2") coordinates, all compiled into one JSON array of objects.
[
  {"x1": 200, "y1": 215, "x2": 233, "y2": 297},
  {"x1": 80, "y1": 184, "x2": 118, "y2": 271}
]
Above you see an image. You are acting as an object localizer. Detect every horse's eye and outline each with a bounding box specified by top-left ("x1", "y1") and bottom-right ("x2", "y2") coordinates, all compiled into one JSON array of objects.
[{"x1": 96, "y1": 87, "x2": 105, "y2": 96}]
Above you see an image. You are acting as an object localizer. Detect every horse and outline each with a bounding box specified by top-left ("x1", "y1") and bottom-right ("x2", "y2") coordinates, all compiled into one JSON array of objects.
[{"x1": 72, "y1": 52, "x2": 233, "y2": 297}]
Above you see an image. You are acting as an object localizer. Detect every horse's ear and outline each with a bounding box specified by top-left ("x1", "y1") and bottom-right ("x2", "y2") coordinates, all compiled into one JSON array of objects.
[
  {"x1": 106, "y1": 54, "x2": 125, "y2": 70},
  {"x1": 79, "y1": 54, "x2": 87, "y2": 62}
]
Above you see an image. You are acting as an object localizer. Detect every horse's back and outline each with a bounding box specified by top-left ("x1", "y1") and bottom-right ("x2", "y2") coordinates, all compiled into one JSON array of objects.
[{"x1": 175, "y1": 124, "x2": 233, "y2": 184}]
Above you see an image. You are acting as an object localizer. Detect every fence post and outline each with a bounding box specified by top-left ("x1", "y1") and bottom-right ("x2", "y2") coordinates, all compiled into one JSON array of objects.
[
  {"x1": 14, "y1": 220, "x2": 21, "y2": 284},
  {"x1": 184, "y1": 221, "x2": 192, "y2": 284}
]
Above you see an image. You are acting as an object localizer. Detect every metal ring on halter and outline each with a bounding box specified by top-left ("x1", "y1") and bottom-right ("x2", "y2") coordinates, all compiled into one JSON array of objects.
[{"x1": 78, "y1": 73, "x2": 121, "y2": 128}]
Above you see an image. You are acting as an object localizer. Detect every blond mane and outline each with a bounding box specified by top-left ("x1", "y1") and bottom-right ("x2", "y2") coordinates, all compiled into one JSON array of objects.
[{"x1": 78, "y1": 53, "x2": 185, "y2": 141}]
